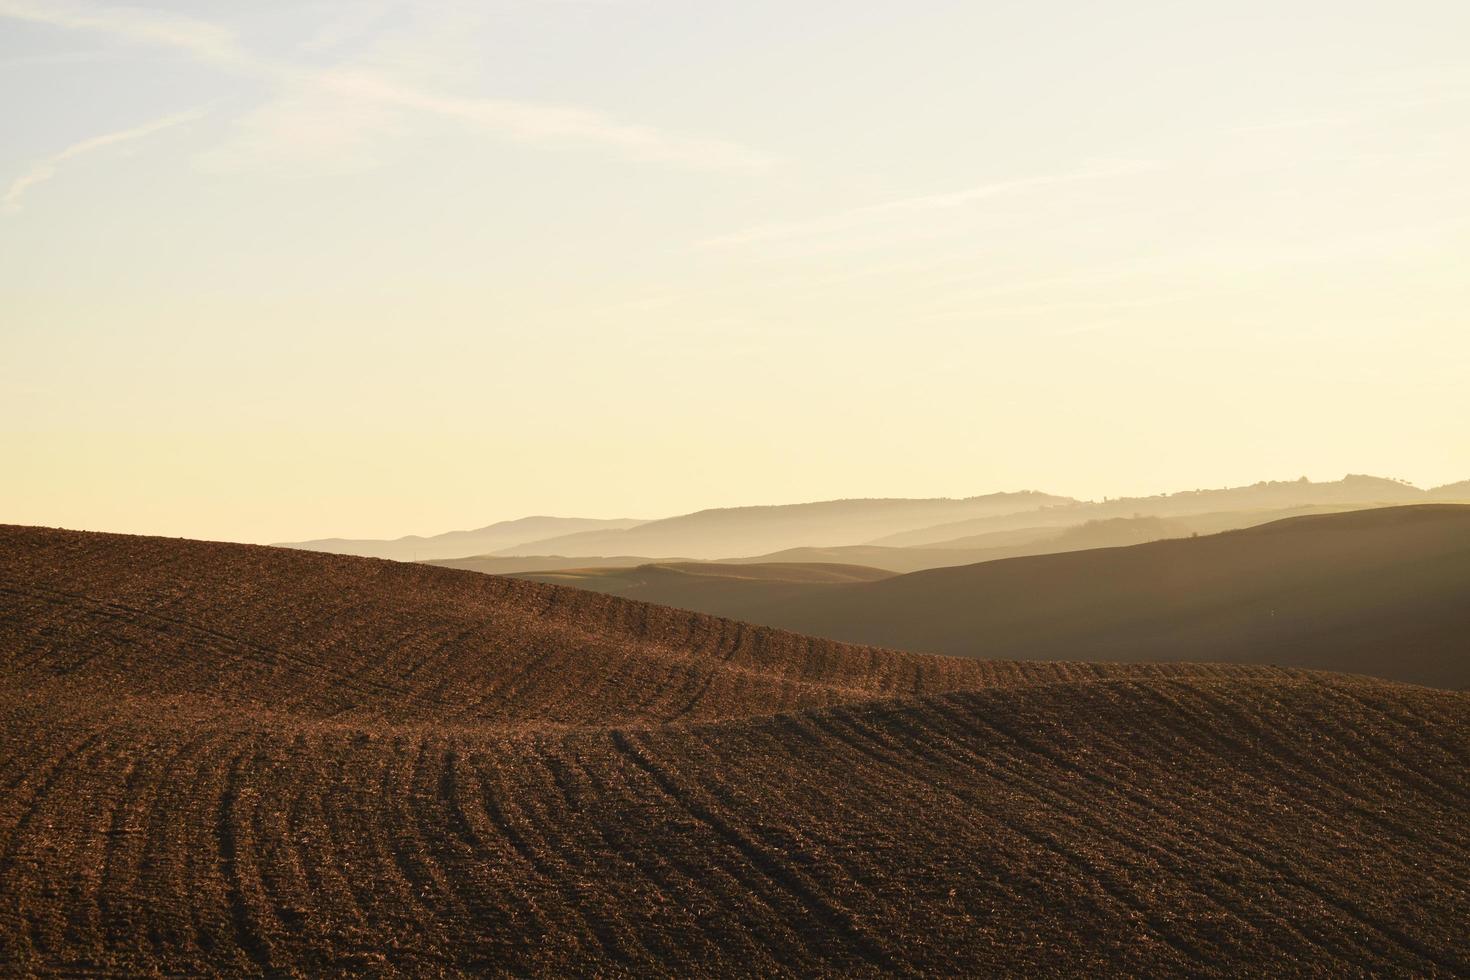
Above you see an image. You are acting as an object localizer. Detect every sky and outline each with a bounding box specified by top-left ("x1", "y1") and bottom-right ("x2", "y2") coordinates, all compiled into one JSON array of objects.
[{"x1": 2, "y1": 0, "x2": 1468, "y2": 544}]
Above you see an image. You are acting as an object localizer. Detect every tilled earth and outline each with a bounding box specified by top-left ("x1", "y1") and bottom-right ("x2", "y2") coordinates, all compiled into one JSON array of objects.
[{"x1": 1, "y1": 525, "x2": 1466, "y2": 976}]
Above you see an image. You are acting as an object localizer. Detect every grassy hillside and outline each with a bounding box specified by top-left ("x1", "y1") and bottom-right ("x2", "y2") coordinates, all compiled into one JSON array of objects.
[{"x1": 1, "y1": 525, "x2": 1465, "y2": 974}]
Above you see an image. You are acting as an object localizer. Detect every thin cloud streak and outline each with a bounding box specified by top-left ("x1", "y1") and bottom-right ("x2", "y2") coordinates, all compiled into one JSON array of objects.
[
  {"x1": 3, "y1": 108, "x2": 207, "y2": 211},
  {"x1": 0, "y1": 0, "x2": 248, "y2": 67},
  {"x1": 324, "y1": 72, "x2": 774, "y2": 170},
  {"x1": 0, "y1": 0, "x2": 774, "y2": 172},
  {"x1": 702, "y1": 162, "x2": 1160, "y2": 248}
]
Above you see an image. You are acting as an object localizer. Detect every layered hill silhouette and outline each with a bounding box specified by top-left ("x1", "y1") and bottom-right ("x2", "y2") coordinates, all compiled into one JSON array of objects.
[
  {"x1": 431, "y1": 505, "x2": 1383, "y2": 579},
  {"x1": 1430, "y1": 479, "x2": 1470, "y2": 500},
  {"x1": 491, "y1": 492, "x2": 1073, "y2": 559},
  {"x1": 518, "y1": 561, "x2": 895, "y2": 623},
  {"x1": 2, "y1": 523, "x2": 1466, "y2": 974},
  {"x1": 763, "y1": 505, "x2": 1470, "y2": 689},
  {"x1": 506, "y1": 506, "x2": 1470, "y2": 690},
  {"x1": 277, "y1": 476, "x2": 1467, "y2": 577},
  {"x1": 276, "y1": 516, "x2": 646, "y2": 562},
  {"x1": 700, "y1": 517, "x2": 1195, "y2": 574},
  {"x1": 431, "y1": 553, "x2": 665, "y2": 576},
  {"x1": 438, "y1": 505, "x2": 1416, "y2": 578},
  {"x1": 870, "y1": 474, "x2": 1431, "y2": 548},
  {"x1": 709, "y1": 506, "x2": 1387, "y2": 573}
]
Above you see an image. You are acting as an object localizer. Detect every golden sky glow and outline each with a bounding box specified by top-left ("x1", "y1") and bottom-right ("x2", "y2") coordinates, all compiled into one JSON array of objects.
[{"x1": 2, "y1": 1, "x2": 1468, "y2": 542}]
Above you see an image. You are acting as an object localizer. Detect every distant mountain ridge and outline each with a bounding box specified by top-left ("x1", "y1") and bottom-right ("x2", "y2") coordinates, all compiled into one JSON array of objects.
[
  {"x1": 493, "y1": 492, "x2": 1074, "y2": 560},
  {"x1": 278, "y1": 474, "x2": 1466, "y2": 565},
  {"x1": 870, "y1": 474, "x2": 1435, "y2": 547},
  {"x1": 1430, "y1": 479, "x2": 1470, "y2": 500},
  {"x1": 275, "y1": 515, "x2": 645, "y2": 562},
  {"x1": 441, "y1": 504, "x2": 1422, "y2": 577}
]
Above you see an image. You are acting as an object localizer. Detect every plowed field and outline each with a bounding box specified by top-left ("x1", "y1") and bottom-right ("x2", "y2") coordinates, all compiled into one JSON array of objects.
[{"x1": 2, "y1": 525, "x2": 1466, "y2": 975}]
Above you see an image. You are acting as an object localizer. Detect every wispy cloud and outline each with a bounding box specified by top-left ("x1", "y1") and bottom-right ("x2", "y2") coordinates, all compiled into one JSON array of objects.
[
  {"x1": 702, "y1": 162, "x2": 1159, "y2": 248},
  {"x1": 0, "y1": 0, "x2": 249, "y2": 67},
  {"x1": 2, "y1": 107, "x2": 207, "y2": 211},
  {"x1": 913, "y1": 294, "x2": 1188, "y2": 327},
  {"x1": 298, "y1": 2, "x2": 399, "y2": 56},
  {"x1": 323, "y1": 71, "x2": 774, "y2": 170},
  {"x1": 0, "y1": 47, "x2": 119, "y2": 68},
  {"x1": 0, "y1": 0, "x2": 773, "y2": 173}
]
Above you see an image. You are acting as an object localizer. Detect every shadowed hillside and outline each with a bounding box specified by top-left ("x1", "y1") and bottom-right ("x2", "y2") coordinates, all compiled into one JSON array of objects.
[
  {"x1": 719, "y1": 544, "x2": 998, "y2": 574},
  {"x1": 430, "y1": 553, "x2": 664, "y2": 576},
  {"x1": 532, "y1": 561, "x2": 895, "y2": 587},
  {"x1": 713, "y1": 508, "x2": 1376, "y2": 574},
  {"x1": 437, "y1": 547, "x2": 984, "y2": 577},
  {"x1": 713, "y1": 519, "x2": 1188, "y2": 574},
  {"x1": 757, "y1": 506, "x2": 1470, "y2": 689},
  {"x1": 501, "y1": 506, "x2": 1470, "y2": 689},
  {"x1": 517, "y1": 561, "x2": 895, "y2": 622},
  {"x1": 1, "y1": 525, "x2": 1465, "y2": 975}
]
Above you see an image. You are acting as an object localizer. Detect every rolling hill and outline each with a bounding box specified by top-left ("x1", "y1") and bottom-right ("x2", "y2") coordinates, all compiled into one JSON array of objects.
[
  {"x1": 492, "y1": 492, "x2": 1073, "y2": 559},
  {"x1": 501, "y1": 506, "x2": 1470, "y2": 689},
  {"x1": 284, "y1": 476, "x2": 1465, "y2": 572},
  {"x1": 429, "y1": 553, "x2": 664, "y2": 576},
  {"x1": 714, "y1": 510, "x2": 1365, "y2": 574},
  {"x1": 517, "y1": 561, "x2": 895, "y2": 622},
  {"x1": 750, "y1": 505, "x2": 1470, "y2": 690},
  {"x1": 436, "y1": 546, "x2": 990, "y2": 577},
  {"x1": 916, "y1": 509, "x2": 1362, "y2": 552},
  {"x1": 706, "y1": 522, "x2": 1177, "y2": 574},
  {"x1": 1, "y1": 523, "x2": 1466, "y2": 974},
  {"x1": 871, "y1": 474, "x2": 1429, "y2": 548},
  {"x1": 1430, "y1": 479, "x2": 1470, "y2": 500},
  {"x1": 468, "y1": 521, "x2": 1193, "y2": 593},
  {"x1": 275, "y1": 516, "x2": 646, "y2": 562},
  {"x1": 717, "y1": 544, "x2": 1000, "y2": 574}
]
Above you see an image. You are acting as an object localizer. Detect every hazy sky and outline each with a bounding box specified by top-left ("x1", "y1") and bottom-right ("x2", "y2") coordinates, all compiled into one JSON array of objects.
[{"x1": 3, "y1": 1, "x2": 1468, "y2": 543}]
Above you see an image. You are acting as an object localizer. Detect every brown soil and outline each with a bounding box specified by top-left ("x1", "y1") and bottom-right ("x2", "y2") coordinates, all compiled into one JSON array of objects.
[{"x1": 1, "y1": 524, "x2": 1466, "y2": 976}]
